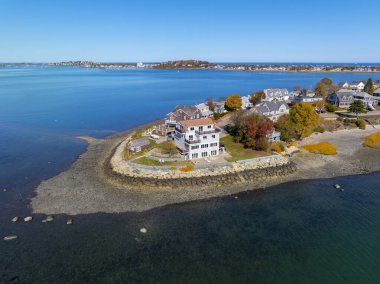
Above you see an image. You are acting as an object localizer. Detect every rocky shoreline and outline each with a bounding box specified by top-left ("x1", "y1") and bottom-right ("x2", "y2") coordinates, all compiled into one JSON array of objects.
[{"x1": 31, "y1": 126, "x2": 380, "y2": 215}]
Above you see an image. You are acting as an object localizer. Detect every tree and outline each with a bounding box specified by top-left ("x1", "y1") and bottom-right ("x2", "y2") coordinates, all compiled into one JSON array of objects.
[
  {"x1": 250, "y1": 91, "x2": 265, "y2": 105},
  {"x1": 315, "y1": 82, "x2": 328, "y2": 97},
  {"x1": 290, "y1": 103, "x2": 320, "y2": 139},
  {"x1": 364, "y1": 78, "x2": 375, "y2": 95},
  {"x1": 226, "y1": 113, "x2": 274, "y2": 151},
  {"x1": 161, "y1": 141, "x2": 177, "y2": 157},
  {"x1": 225, "y1": 94, "x2": 242, "y2": 111},
  {"x1": 326, "y1": 104, "x2": 337, "y2": 113},
  {"x1": 348, "y1": 100, "x2": 367, "y2": 120},
  {"x1": 276, "y1": 102, "x2": 320, "y2": 141},
  {"x1": 321, "y1": 77, "x2": 333, "y2": 86},
  {"x1": 293, "y1": 85, "x2": 302, "y2": 92},
  {"x1": 205, "y1": 98, "x2": 215, "y2": 112}
]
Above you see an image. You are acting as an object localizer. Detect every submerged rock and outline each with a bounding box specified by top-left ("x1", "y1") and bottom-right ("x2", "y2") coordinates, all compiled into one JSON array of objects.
[
  {"x1": 66, "y1": 218, "x2": 73, "y2": 225},
  {"x1": 24, "y1": 216, "x2": 33, "y2": 222},
  {"x1": 140, "y1": 228, "x2": 147, "y2": 234},
  {"x1": 11, "y1": 217, "x2": 19, "y2": 223},
  {"x1": 4, "y1": 235, "x2": 17, "y2": 241}
]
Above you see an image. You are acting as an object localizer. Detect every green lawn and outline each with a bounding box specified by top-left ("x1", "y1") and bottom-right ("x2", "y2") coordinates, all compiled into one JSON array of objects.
[
  {"x1": 132, "y1": 156, "x2": 192, "y2": 167},
  {"x1": 220, "y1": 135, "x2": 269, "y2": 162}
]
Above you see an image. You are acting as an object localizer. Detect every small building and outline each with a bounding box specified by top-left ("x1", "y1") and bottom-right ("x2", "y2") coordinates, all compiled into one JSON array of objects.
[
  {"x1": 267, "y1": 131, "x2": 281, "y2": 142},
  {"x1": 174, "y1": 117, "x2": 220, "y2": 160},
  {"x1": 327, "y1": 91, "x2": 354, "y2": 108},
  {"x1": 373, "y1": 88, "x2": 380, "y2": 98},
  {"x1": 128, "y1": 137, "x2": 151, "y2": 153},
  {"x1": 195, "y1": 103, "x2": 213, "y2": 118},
  {"x1": 263, "y1": 88, "x2": 290, "y2": 102},
  {"x1": 165, "y1": 105, "x2": 202, "y2": 126},
  {"x1": 214, "y1": 101, "x2": 226, "y2": 114},
  {"x1": 293, "y1": 94, "x2": 324, "y2": 104},
  {"x1": 241, "y1": 96, "x2": 253, "y2": 109},
  {"x1": 338, "y1": 81, "x2": 350, "y2": 89},
  {"x1": 252, "y1": 101, "x2": 289, "y2": 122}
]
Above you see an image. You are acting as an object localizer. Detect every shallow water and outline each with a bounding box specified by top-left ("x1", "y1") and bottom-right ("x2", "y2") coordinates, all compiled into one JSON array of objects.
[{"x1": 1, "y1": 66, "x2": 380, "y2": 283}]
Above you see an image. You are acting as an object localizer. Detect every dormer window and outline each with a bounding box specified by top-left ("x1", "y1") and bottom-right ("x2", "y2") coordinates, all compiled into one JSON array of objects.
[
  {"x1": 208, "y1": 125, "x2": 212, "y2": 129},
  {"x1": 190, "y1": 127, "x2": 194, "y2": 131}
]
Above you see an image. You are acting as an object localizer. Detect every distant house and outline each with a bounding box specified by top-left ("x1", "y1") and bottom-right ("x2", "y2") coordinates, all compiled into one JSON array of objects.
[
  {"x1": 214, "y1": 101, "x2": 226, "y2": 114},
  {"x1": 252, "y1": 101, "x2": 289, "y2": 122},
  {"x1": 128, "y1": 137, "x2": 151, "y2": 153},
  {"x1": 241, "y1": 96, "x2": 253, "y2": 109},
  {"x1": 263, "y1": 88, "x2": 290, "y2": 102},
  {"x1": 353, "y1": 92, "x2": 378, "y2": 107},
  {"x1": 293, "y1": 93, "x2": 324, "y2": 104},
  {"x1": 165, "y1": 105, "x2": 202, "y2": 126},
  {"x1": 350, "y1": 81, "x2": 365, "y2": 91},
  {"x1": 195, "y1": 103, "x2": 213, "y2": 118},
  {"x1": 327, "y1": 91, "x2": 354, "y2": 108},
  {"x1": 338, "y1": 81, "x2": 350, "y2": 89}
]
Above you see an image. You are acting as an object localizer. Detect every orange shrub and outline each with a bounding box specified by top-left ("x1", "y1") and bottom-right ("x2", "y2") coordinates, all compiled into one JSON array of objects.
[
  {"x1": 179, "y1": 165, "x2": 194, "y2": 172},
  {"x1": 301, "y1": 142, "x2": 337, "y2": 155},
  {"x1": 363, "y1": 132, "x2": 380, "y2": 149}
]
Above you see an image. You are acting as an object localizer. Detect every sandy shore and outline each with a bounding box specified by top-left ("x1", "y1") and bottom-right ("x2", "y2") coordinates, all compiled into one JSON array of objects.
[{"x1": 31, "y1": 126, "x2": 380, "y2": 215}]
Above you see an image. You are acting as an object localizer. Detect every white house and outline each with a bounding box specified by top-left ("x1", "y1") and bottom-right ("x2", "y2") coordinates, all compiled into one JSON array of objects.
[
  {"x1": 174, "y1": 117, "x2": 220, "y2": 160},
  {"x1": 350, "y1": 81, "x2": 365, "y2": 91},
  {"x1": 353, "y1": 92, "x2": 378, "y2": 108},
  {"x1": 253, "y1": 101, "x2": 289, "y2": 122},
  {"x1": 241, "y1": 95, "x2": 253, "y2": 109},
  {"x1": 263, "y1": 88, "x2": 290, "y2": 102},
  {"x1": 195, "y1": 103, "x2": 213, "y2": 118}
]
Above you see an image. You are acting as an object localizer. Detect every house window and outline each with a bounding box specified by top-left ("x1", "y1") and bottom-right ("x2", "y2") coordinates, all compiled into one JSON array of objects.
[
  {"x1": 201, "y1": 152, "x2": 208, "y2": 157},
  {"x1": 203, "y1": 136, "x2": 207, "y2": 140},
  {"x1": 199, "y1": 126, "x2": 203, "y2": 131},
  {"x1": 210, "y1": 142, "x2": 218, "y2": 147},
  {"x1": 192, "y1": 153, "x2": 199, "y2": 159},
  {"x1": 191, "y1": 145, "x2": 199, "y2": 150},
  {"x1": 201, "y1": 144, "x2": 209, "y2": 149},
  {"x1": 190, "y1": 127, "x2": 194, "y2": 131},
  {"x1": 211, "y1": 150, "x2": 217, "y2": 156},
  {"x1": 212, "y1": 135, "x2": 216, "y2": 139},
  {"x1": 189, "y1": 135, "x2": 194, "y2": 141},
  {"x1": 208, "y1": 125, "x2": 212, "y2": 129}
]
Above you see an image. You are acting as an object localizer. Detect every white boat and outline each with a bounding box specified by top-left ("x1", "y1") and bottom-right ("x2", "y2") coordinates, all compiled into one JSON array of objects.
[{"x1": 150, "y1": 134, "x2": 160, "y2": 140}]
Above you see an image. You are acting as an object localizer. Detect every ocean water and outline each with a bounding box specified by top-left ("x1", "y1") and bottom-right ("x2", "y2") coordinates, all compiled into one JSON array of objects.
[{"x1": 1, "y1": 66, "x2": 380, "y2": 283}]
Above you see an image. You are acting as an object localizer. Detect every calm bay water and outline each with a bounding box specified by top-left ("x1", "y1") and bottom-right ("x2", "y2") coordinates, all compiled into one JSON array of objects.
[{"x1": 1, "y1": 66, "x2": 380, "y2": 283}]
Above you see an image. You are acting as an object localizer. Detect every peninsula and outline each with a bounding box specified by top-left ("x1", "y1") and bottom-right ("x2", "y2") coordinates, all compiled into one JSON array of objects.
[{"x1": 31, "y1": 77, "x2": 380, "y2": 215}]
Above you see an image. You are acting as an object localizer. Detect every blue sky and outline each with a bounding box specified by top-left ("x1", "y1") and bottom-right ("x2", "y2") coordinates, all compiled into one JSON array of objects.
[{"x1": 1, "y1": 0, "x2": 380, "y2": 63}]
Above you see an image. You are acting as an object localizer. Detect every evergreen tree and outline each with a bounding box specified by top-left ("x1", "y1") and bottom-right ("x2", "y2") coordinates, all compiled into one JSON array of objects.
[{"x1": 364, "y1": 78, "x2": 375, "y2": 95}]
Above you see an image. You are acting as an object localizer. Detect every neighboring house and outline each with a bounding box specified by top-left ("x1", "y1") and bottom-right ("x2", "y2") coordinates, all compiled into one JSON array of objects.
[
  {"x1": 350, "y1": 81, "x2": 365, "y2": 91},
  {"x1": 128, "y1": 137, "x2": 151, "y2": 153},
  {"x1": 373, "y1": 88, "x2": 380, "y2": 98},
  {"x1": 293, "y1": 94, "x2": 324, "y2": 103},
  {"x1": 327, "y1": 91, "x2": 354, "y2": 108},
  {"x1": 288, "y1": 91, "x2": 300, "y2": 101},
  {"x1": 338, "y1": 81, "x2": 350, "y2": 89},
  {"x1": 263, "y1": 88, "x2": 290, "y2": 102},
  {"x1": 214, "y1": 101, "x2": 226, "y2": 114},
  {"x1": 174, "y1": 117, "x2": 220, "y2": 160},
  {"x1": 195, "y1": 103, "x2": 213, "y2": 118},
  {"x1": 241, "y1": 95, "x2": 253, "y2": 109},
  {"x1": 165, "y1": 105, "x2": 202, "y2": 126},
  {"x1": 353, "y1": 92, "x2": 378, "y2": 107},
  {"x1": 253, "y1": 101, "x2": 289, "y2": 122}
]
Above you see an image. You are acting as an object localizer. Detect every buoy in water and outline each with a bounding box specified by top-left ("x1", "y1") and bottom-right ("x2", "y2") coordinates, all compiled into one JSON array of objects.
[
  {"x1": 24, "y1": 216, "x2": 32, "y2": 222},
  {"x1": 334, "y1": 184, "x2": 341, "y2": 190},
  {"x1": 66, "y1": 218, "x2": 73, "y2": 225},
  {"x1": 140, "y1": 228, "x2": 147, "y2": 234}
]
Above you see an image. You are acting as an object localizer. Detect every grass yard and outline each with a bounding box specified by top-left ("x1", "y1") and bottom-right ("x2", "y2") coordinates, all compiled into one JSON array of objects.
[
  {"x1": 132, "y1": 156, "x2": 193, "y2": 167},
  {"x1": 363, "y1": 132, "x2": 380, "y2": 149},
  {"x1": 220, "y1": 135, "x2": 269, "y2": 162},
  {"x1": 301, "y1": 142, "x2": 337, "y2": 155}
]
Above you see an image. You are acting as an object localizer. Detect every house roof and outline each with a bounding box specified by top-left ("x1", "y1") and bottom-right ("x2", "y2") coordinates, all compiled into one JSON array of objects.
[
  {"x1": 354, "y1": 92, "x2": 372, "y2": 99},
  {"x1": 374, "y1": 88, "x2": 380, "y2": 94},
  {"x1": 334, "y1": 90, "x2": 354, "y2": 100},
  {"x1": 195, "y1": 103, "x2": 208, "y2": 109},
  {"x1": 254, "y1": 101, "x2": 288, "y2": 114},
  {"x1": 179, "y1": 117, "x2": 215, "y2": 130},
  {"x1": 172, "y1": 105, "x2": 199, "y2": 115},
  {"x1": 264, "y1": 88, "x2": 289, "y2": 98},
  {"x1": 129, "y1": 137, "x2": 150, "y2": 148}
]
